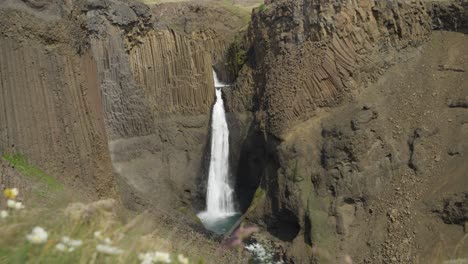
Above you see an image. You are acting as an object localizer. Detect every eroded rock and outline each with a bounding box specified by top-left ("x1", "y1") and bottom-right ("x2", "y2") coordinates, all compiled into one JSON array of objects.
[{"x1": 432, "y1": 192, "x2": 468, "y2": 226}]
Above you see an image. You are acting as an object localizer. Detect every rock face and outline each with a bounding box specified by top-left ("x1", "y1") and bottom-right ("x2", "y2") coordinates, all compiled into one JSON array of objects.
[
  {"x1": 151, "y1": 2, "x2": 251, "y2": 83},
  {"x1": 433, "y1": 192, "x2": 468, "y2": 226},
  {"x1": 232, "y1": 0, "x2": 431, "y2": 138},
  {"x1": 226, "y1": 0, "x2": 468, "y2": 262},
  {"x1": 84, "y1": 0, "x2": 248, "y2": 212},
  {"x1": 430, "y1": 1, "x2": 468, "y2": 31},
  {"x1": 0, "y1": 0, "x2": 246, "y2": 213},
  {"x1": 0, "y1": 6, "x2": 114, "y2": 199},
  {"x1": 128, "y1": 30, "x2": 214, "y2": 115}
]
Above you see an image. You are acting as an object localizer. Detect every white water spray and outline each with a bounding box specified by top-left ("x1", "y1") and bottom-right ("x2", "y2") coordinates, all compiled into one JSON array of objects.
[{"x1": 198, "y1": 71, "x2": 238, "y2": 229}]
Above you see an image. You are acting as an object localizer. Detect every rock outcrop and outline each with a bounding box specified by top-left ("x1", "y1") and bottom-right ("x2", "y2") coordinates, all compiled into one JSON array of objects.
[
  {"x1": 226, "y1": 0, "x2": 468, "y2": 263},
  {"x1": 433, "y1": 192, "x2": 468, "y2": 226},
  {"x1": 229, "y1": 0, "x2": 432, "y2": 138}
]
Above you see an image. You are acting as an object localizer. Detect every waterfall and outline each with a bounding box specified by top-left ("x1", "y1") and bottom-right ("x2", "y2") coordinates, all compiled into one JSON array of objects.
[{"x1": 198, "y1": 70, "x2": 239, "y2": 233}]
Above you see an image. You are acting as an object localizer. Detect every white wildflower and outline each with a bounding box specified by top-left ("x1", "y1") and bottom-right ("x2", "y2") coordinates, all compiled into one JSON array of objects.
[
  {"x1": 138, "y1": 251, "x2": 174, "y2": 264},
  {"x1": 93, "y1": 230, "x2": 113, "y2": 245},
  {"x1": 11, "y1": 188, "x2": 19, "y2": 197},
  {"x1": 139, "y1": 252, "x2": 155, "y2": 264},
  {"x1": 96, "y1": 244, "x2": 123, "y2": 255},
  {"x1": 154, "y1": 251, "x2": 171, "y2": 263},
  {"x1": 7, "y1": 200, "x2": 24, "y2": 210},
  {"x1": 26, "y1": 227, "x2": 48, "y2": 244},
  {"x1": 55, "y1": 243, "x2": 67, "y2": 252},
  {"x1": 177, "y1": 254, "x2": 189, "y2": 264},
  {"x1": 55, "y1": 236, "x2": 82, "y2": 253},
  {"x1": 94, "y1": 231, "x2": 103, "y2": 240},
  {"x1": 7, "y1": 199, "x2": 16, "y2": 209},
  {"x1": 62, "y1": 236, "x2": 83, "y2": 247},
  {"x1": 13, "y1": 201, "x2": 24, "y2": 210},
  {"x1": 0, "y1": 210, "x2": 8, "y2": 219}
]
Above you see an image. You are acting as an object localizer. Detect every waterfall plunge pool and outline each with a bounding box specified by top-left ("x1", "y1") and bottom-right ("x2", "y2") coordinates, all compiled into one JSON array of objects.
[
  {"x1": 197, "y1": 70, "x2": 240, "y2": 235},
  {"x1": 197, "y1": 212, "x2": 241, "y2": 234}
]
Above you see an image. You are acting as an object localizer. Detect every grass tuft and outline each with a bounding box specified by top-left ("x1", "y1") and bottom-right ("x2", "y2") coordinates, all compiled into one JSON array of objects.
[{"x1": 2, "y1": 152, "x2": 62, "y2": 192}]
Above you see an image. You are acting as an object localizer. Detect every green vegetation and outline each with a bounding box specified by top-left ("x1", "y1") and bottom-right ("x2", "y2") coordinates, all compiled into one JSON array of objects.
[
  {"x1": 258, "y1": 3, "x2": 266, "y2": 13},
  {"x1": 2, "y1": 152, "x2": 62, "y2": 191},
  {"x1": 226, "y1": 33, "x2": 249, "y2": 78}
]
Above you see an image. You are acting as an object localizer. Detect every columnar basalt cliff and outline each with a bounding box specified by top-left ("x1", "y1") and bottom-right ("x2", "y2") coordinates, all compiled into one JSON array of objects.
[
  {"x1": 151, "y1": 2, "x2": 251, "y2": 82},
  {"x1": 0, "y1": 5, "x2": 114, "y2": 199},
  {"x1": 84, "y1": 0, "x2": 250, "y2": 212},
  {"x1": 128, "y1": 30, "x2": 215, "y2": 115},
  {"x1": 226, "y1": 0, "x2": 468, "y2": 263},
  {"x1": 0, "y1": 0, "x2": 247, "y2": 214},
  {"x1": 229, "y1": 0, "x2": 432, "y2": 137}
]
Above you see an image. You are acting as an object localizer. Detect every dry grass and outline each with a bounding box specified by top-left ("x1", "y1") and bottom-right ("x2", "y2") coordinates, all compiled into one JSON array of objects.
[
  {"x1": 0, "y1": 196, "x2": 249, "y2": 264},
  {"x1": 0, "y1": 200, "x2": 181, "y2": 263},
  {"x1": 0, "y1": 159, "x2": 247, "y2": 264}
]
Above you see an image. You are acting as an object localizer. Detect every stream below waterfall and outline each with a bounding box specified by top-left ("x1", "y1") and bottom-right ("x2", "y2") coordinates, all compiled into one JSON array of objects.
[{"x1": 197, "y1": 70, "x2": 240, "y2": 234}]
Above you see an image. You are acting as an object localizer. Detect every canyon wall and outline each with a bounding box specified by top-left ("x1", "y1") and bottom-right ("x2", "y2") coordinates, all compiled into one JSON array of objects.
[
  {"x1": 0, "y1": 5, "x2": 114, "y2": 199},
  {"x1": 84, "y1": 0, "x2": 248, "y2": 212},
  {"x1": 0, "y1": 0, "x2": 246, "y2": 213},
  {"x1": 226, "y1": 0, "x2": 468, "y2": 263},
  {"x1": 87, "y1": 5, "x2": 215, "y2": 210},
  {"x1": 229, "y1": 0, "x2": 431, "y2": 137}
]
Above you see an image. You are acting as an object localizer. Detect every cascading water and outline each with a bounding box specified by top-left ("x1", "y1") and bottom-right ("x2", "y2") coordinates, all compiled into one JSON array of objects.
[{"x1": 197, "y1": 70, "x2": 240, "y2": 234}]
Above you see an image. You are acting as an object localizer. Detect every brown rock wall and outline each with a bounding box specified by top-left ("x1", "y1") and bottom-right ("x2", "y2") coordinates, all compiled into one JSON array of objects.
[
  {"x1": 0, "y1": 38, "x2": 114, "y2": 198},
  {"x1": 237, "y1": 0, "x2": 432, "y2": 138},
  {"x1": 129, "y1": 30, "x2": 215, "y2": 115}
]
